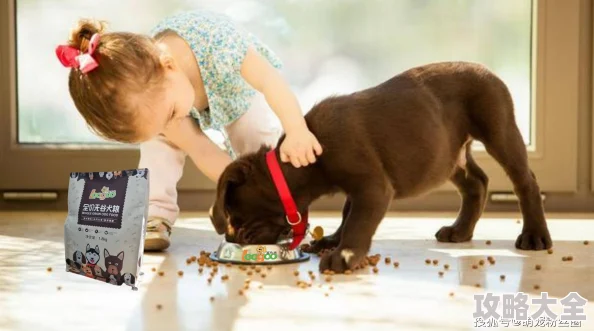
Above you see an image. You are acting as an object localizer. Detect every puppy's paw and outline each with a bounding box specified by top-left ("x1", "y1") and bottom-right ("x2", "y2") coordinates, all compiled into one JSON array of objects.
[
  {"x1": 318, "y1": 247, "x2": 365, "y2": 273},
  {"x1": 307, "y1": 235, "x2": 340, "y2": 253},
  {"x1": 435, "y1": 225, "x2": 473, "y2": 243},
  {"x1": 515, "y1": 227, "x2": 552, "y2": 250}
]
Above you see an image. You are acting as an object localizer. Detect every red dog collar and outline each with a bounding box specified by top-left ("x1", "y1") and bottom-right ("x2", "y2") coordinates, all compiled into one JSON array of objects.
[{"x1": 265, "y1": 149, "x2": 308, "y2": 250}]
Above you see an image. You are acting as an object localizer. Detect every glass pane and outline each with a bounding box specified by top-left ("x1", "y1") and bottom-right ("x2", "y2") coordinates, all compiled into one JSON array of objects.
[{"x1": 16, "y1": 0, "x2": 532, "y2": 145}]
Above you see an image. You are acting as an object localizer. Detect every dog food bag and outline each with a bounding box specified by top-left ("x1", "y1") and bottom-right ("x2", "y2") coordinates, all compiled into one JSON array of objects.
[{"x1": 64, "y1": 169, "x2": 149, "y2": 290}]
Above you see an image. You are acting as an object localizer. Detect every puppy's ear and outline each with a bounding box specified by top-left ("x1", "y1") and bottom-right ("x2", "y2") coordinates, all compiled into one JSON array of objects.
[
  {"x1": 210, "y1": 161, "x2": 250, "y2": 235},
  {"x1": 86, "y1": 243, "x2": 90, "y2": 251},
  {"x1": 104, "y1": 249, "x2": 110, "y2": 258},
  {"x1": 117, "y1": 251, "x2": 124, "y2": 262},
  {"x1": 95, "y1": 245, "x2": 99, "y2": 253}
]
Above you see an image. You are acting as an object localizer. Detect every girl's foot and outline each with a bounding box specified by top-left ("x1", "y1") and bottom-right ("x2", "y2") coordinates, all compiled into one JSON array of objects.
[{"x1": 144, "y1": 217, "x2": 172, "y2": 251}]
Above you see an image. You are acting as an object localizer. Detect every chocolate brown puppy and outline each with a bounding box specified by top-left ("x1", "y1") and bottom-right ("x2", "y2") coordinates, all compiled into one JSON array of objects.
[{"x1": 209, "y1": 62, "x2": 552, "y2": 273}]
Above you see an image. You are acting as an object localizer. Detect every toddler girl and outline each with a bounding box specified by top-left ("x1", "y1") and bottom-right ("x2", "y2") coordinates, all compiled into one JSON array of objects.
[{"x1": 57, "y1": 10, "x2": 322, "y2": 251}]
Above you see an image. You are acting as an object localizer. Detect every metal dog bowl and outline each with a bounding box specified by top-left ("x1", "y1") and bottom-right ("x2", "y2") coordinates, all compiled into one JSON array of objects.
[{"x1": 210, "y1": 239, "x2": 310, "y2": 265}]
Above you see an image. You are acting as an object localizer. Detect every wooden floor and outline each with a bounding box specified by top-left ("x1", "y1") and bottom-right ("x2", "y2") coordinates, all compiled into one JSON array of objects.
[{"x1": 0, "y1": 211, "x2": 593, "y2": 331}]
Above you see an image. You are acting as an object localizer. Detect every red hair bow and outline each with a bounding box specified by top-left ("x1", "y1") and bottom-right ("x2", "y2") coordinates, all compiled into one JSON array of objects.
[{"x1": 55, "y1": 33, "x2": 100, "y2": 74}]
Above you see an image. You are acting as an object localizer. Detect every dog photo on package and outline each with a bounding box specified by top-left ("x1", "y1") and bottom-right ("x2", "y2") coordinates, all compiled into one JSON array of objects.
[{"x1": 64, "y1": 169, "x2": 149, "y2": 289}]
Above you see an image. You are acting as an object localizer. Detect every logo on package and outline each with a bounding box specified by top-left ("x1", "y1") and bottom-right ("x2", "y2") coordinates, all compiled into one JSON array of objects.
[{"x1": 78, "y1": 176, "x2": 128, "y2": 229}]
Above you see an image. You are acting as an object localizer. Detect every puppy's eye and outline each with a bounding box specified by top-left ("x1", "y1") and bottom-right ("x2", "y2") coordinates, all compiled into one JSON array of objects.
[{"x1": 115, "y1": 263, "x2": 118, "y2": 266}]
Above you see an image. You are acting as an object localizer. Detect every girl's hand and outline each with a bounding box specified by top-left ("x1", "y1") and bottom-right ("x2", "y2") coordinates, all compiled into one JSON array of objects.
[{"x1": 280, "y1": 125, "x2": 323, "y2": 168}]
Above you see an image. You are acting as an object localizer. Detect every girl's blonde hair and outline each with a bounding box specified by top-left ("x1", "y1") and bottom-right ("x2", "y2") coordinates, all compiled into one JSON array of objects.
[{"x1": 66, "y1": 19, "x2": 164, "y2": 143}]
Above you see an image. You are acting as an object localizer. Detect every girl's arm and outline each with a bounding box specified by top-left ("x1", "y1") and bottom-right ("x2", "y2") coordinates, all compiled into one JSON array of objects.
[
  {"x1": 163, "y1": 116, "x2": 232, "y2": 183},
  {"x1": 240, "y1": 47, "x2": 323, "y2": 168}
]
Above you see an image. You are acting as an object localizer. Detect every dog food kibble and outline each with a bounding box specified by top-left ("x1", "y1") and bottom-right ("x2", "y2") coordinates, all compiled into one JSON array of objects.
[
  {"x1": 345, "y1": 269, "x2": 353, "y2": 275},
  {"x1": 479, "y1": 260, "x2": 485, "y2": 266},
  {"x1": 329, "y1": 286, "x2": 334, "y2": 290},
  {"x1": 475, "y1": 283, "x2": 481, "y2": 288},
  {"x1": 198, "y1": 267, "x2": 204, "y2": 273},
  {"x1": 472, "y1": 265, "x2": 478, "y2": 270},
  {"x1": 244, "y1": 283, "x2": 250, "y2": 290},
  {"x1": 325, "y1": 276, "x2": 332, "y2": 282},
  {"x1": 207, "y1": 277, "x2": 212, "y2": 284},
  {"x1": 432, "y1": 259, "x2": 439, "y2": 266},
  {"x1": 210, "y1": 296, "x2": 215, "y2": 302},
  {"x1": 323, "y1": 269, "x2": 330, "y2": 275},
  {"x1": 443, "y1": 264, "x2": 450, "y2": 270},
  {"x1": 250, "y1": 265, "x2": 256, "y2": 270},
  {"x1": 266, "y1": 266, "x2": 272, "y2": 270},
  {"x1": 261, "y1": 273, "x2": 267, "y2": 278},
  {"x1": 156, "y1": 304, "x2": 163, "y2": 310},
  {"x1": 151, "y1": 267, "x2": 156, "y2": 272},
  {"x1": 221, "y1": 275, "x2": 229, "y2": 281},
  {"x1": 486, "y1": 240, "x2": 492, "y2": 245},
  {"x1": 372, "y1": 267, "x2": 379, "y2": 274},
  {"x1": 238, "y1": 289, "x2": 244, "y2": 296},
  {"x1": 191, "y1": 256, "x2": 197, "y2": 262},
  {"x1": 393, "y1": 262, "x2": 400, "y2": 268},
  {"x1": 310, "y1": 274, "x2": 316, "y2": 280},
  {"x1": 567, "y1": 256, "x2": 574, "y2": 261},
  {"x1": 385, "y1": 257, "x2": 391, "y2": 264},
  {"x1": 547, "y1": 249, "x2": 554, "y2": 254},
  {"x1": 425, "y1": 259, "x2": 431, "y2": 265},
  {"x1": 239, "y1": 266, "x2": 247, "y2": 271},
  {"x1": 438, "y1": 271, "x2": 444, "y2": 277},
  {"x1": 258, "y1": 285, "x2": 263, "y2": 289},
  {"x1": 247, "y1": 271, "x2": 253, "y2": 276},
  {"x1": 500, "y1": 274, "x2": 506, "y2": 281},
  {"x1": 535, "y1": 265, "x2": 542, "y2": 271},
  {"x1": 57, "y1": 286, "x2": 62, "y2": 291},
  {"x1": 324, "y1": 293, "x2": 329, "y2": 297},
  {"x1": 516, "y1": 219, "x2": 521, "y2": 224},
  {"x1": 47, "y1": 267, "x2": 53, "y2": 272},
  {"x1": 226, "y1": 263, "x2": 232, "y2": 267},
  {"x1": 534, "y1": 285, "x2": 540, "y2": 290},
  {"x1": 158, "y1": 271, "x2": 165, "y2": 277},
  {"x1": 186, "y1": 258, "x2": 192, "y2": 265},
  {"x1": 585, "y1": 240, "x2": 590, "y2": 245},
  {"x1": 293, "y1": 271, "x2": 299, "y2": 277},
  {"x1": 213, "y1": 266, "x2": 219, "y2": 273},
  {"x1": 177, "y1": 270, "x2": 184, "y2": 277},
  {"x1": 562, "y1": 256, "x2": 568, "y2": 262}
]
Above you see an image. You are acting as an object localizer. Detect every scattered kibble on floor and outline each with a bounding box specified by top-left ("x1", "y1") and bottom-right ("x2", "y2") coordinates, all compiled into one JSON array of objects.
[
  {"x1": 449, "y1": 292, "x2": 455, "y2": 297},
  {"x1": 534, "y1": 285, "x2": 540, "y2": 290},
  {"x1": 385, "y1": 257, "x2": 391, "y2": 264},
  {"x1": 177, "y1": 270, "x2": 184, "y2": 277},
  {"x1": 47, "y1": 267, "x2": 52, "y2": 272},
  {"x1": 210, "y1": 296, "x2": 215, "y2": 302},
  {"x1": 425, "y1": 259, "x2": 431, "y2": 265},
  {"x1": 432, "y1": 259, "x2": 439, "y2": 266},
  {"x1": 443, "y1": 264, "x2": 449, "y2": 270},
  {"x1": 372, "y1": 267, "x2": 379, "y2": 273},
  {"x1": 472, "y1": 265, "x2": 478, "y2": 270},
  {"x1": 158, "y1": 271, "x2": 165, "y2": 277},
  {"x1": 156, "y1": 304, "x2": 163, "y2": 310},
  {"x1": 584, "y1": 240, "x2": 589, "y2": 245},
  {"x1": 57, "y1": 286, "x2": 62, "y2": 291},
  {"x1": 547, "y1": 249, "x2": 554, "y2": 254},
  {"x1": 151, "y1": 268, "x2": 156, "y2": 272},
  {"x1": 500, "y1": 275, "x2": 506, "y2": 281},
  {"x1": 535, "y1": 265, "x2": 542, "y2": 271},
  {"x1": 486, "y1": 240, "x2": 492, "y2": 245},
  {"x1": 479, "y1": 260, "x2": 485, "y2": 266},
  {"x1": 293, "y1": 271, "x2": 299, "y2": 277},
  {"x1": 438, "y1": 271, "x2": 444, "y2": 277}
]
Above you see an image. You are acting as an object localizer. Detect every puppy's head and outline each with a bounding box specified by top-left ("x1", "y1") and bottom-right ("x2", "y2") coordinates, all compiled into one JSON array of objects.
[{"x1": 210, "y1": 147, "x2": 292, "y2": 245}]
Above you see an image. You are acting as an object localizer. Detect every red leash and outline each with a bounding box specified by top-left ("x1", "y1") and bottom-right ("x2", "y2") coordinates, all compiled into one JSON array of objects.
[{"x1": 265, "y1": 149, "x2": 308, "y2": 250}]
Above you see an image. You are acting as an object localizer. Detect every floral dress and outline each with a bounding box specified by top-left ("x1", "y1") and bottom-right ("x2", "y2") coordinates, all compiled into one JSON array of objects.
[{"x1": 151, "y1": 10, "x2": 283, "y2": 158}]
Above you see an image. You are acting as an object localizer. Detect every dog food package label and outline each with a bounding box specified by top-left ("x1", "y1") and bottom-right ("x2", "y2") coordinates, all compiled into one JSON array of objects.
[{"x1": 64, "y1": 169, "x2": 149, "y2": 290}]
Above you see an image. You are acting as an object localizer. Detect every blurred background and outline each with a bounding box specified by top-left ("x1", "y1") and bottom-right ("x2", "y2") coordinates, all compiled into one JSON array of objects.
[{"x1": 16, "y1": 0, "x2": 532, "y2": 146}]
